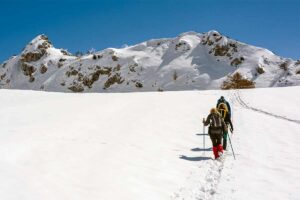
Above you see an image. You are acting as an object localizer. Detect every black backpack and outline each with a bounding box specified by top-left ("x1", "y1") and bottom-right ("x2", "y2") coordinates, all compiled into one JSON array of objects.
[{"x1": 209, "y1": 113, "x2": 223, "y2": 135}]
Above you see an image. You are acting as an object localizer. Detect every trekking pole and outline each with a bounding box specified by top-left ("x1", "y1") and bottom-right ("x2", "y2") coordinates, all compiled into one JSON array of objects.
[
  {"x1": 203, "y1": 118, "x2": 205, "y2": 152},
  {"x1": 228, "y1": 132, "x2": 236, "y2": 160}
]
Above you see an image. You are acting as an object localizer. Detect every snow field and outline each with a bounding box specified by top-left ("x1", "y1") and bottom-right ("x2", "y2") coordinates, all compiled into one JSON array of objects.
[
  {"x1": 0, "y1": 89, "x2": 221, "y2": 200},
  {"x1": 0, "y1": 86, "x2": 300, "y2": 200}
]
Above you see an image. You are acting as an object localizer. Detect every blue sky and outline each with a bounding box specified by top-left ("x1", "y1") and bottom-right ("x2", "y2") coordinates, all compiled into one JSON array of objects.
[{"x1": 0, "y1": 0, "x2": 299, "y2": 62}]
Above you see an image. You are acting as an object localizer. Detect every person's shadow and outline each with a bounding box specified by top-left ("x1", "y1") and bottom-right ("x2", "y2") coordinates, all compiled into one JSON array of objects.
[
  {"x1": 179, "y1": 155, "x2": 212, "y2": 161},
  {"x1": 178, "y1": 131, "x2": 212, "y2": 161},
  {"x1": 191, "y1": 147, "x2": 212, "y2": 152},
  {"x1": 196, "y1": 133, "x2": 209, "y2": 136},
  {"x1": 193, "y1": 132, "x2": 211, "y2": 151}
]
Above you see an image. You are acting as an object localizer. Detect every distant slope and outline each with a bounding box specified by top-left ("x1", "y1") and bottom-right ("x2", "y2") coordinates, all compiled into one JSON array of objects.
[{"x1": 1, "y1": 31, "x2": 300, "y2": 92}]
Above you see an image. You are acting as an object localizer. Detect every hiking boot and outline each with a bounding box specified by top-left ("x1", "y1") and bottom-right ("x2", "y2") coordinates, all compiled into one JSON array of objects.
[
  {"x1": 218, "y1": 144, "x2": 224, "y2": 155},
  {"x1": 213, "y1": 146, "x2": 219, "y2": 159}
]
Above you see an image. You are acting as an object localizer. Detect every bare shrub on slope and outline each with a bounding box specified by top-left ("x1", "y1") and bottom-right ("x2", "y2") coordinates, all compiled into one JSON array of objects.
[{"x1": 221, "y1": 72, "x2": 255, "y2": 89}]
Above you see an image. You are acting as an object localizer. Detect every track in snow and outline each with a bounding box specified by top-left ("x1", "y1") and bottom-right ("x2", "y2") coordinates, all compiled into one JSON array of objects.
[
  {"x1": 234, "y1": 90, "x2": 300, "y2": 125},
  {"x1": 172, "y1": 129, "x2": 233, "y2": 200},
  {"x1": 171, "y1": 156, "x2": 226, "y2": 200}
]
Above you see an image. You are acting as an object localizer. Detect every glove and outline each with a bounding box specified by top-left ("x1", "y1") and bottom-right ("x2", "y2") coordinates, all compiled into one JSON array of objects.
[
  {"x1": 230, "y1": 127, "x2": 233, "y2": 133},
  {"x1": 202, "y1": 118, "x2": 205, "y2": 124}
]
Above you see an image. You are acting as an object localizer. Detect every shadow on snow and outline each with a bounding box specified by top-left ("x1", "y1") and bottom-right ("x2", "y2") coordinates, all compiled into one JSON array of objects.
[
  {"x1": 196, "y1": 133, "x2": 209, "y2": 136},
  {"x1": 179, "y1": 155, "x2": 212, "y2": 161},
  {"x1": 191, "y1": 147, "x2": 212, "y2": 152}
]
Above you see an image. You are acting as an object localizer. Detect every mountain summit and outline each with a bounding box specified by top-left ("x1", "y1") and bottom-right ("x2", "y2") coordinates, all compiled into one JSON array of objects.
[{"x1": 1, "y1": 31, "x2": 299, "y2": 92}]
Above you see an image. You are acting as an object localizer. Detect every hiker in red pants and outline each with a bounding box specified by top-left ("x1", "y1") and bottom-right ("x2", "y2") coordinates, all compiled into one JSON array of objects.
[{"x1": 203, "y1": 108, "x2": 228, "y2": 159}]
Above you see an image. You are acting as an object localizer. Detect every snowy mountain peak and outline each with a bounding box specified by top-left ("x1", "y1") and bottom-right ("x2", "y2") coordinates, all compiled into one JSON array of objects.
[
  {"x1": 201, "y1": 30, "x2": 228, "y2": 47},
  {"x1": 22, "y1": 35, "x2": 52, "y2": 54},
  {"x1": 0, "y1": 31, "x2": 300, "y2": 92},
  {"x1": 20, "y1": 34, "x2": 73, "y2": 63}
]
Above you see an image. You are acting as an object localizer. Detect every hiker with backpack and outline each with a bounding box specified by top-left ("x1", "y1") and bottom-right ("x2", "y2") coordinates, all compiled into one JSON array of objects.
[
  {"x1": 217, "y1": 102, "x2": 233, "y2": 150},
  {"x1": 216, "y1": 96, "x2": 231, "y2": 118},
  {"x1": 203, "y1": 108, "x2": 228, "y2": 159},
  {"x1": 217, "y1": 96, "x2": 234, "y2": 149}
]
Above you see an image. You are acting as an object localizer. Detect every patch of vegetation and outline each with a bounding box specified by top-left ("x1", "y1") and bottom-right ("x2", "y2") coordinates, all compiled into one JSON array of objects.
[
  {"x1": 37, "y1": 42, "x2": 51, "y2": 50},
  {"x1": 57, "y1": 62, "x2": 63, "y2": 68},
  {"x1": 201, "y1": 37, "x2": 214, "y2": 46},
  {"x1": 77, "y1": 73, "x2": 84, "y2": 81},
  {"x1": 29, "y1": 76, "x2": 35, "y2": 82},
  {"x1": 65, "y1": 69, "x2": 79, "y2": 77},
  {"x1": 2, "y1": 62, "x2": 7, "y2": 68},
  {"x1": 173, "y1": 70, "x2": 178, "y2": 80},
  {"x1": 81, "y1": 68, "x2": 111, "y2": 88},
  {"x1": 231, "y1": 57, "x2": 244, "y2": 67},
  {"x1": 215, "y1": 36, "x2": 223, "y2": 42},
  {"x1": 112, "y1": 55, "x2": 119, "y2": 61},
  {"x1": 263, "y1": 57, "x2": 270, "y2": 65},
  {"x1": 135, "y1": 81, "x2": 143, "y2": 88},
  {"x1": 21, "y1": 52, "x2": 44, "y2": 62},
  {"x1": 40, "y1": 34, "x2": 50, "y2": 42},
  {"x1": 0, "y1": 73, "x2": 6, "y2": 80},
  {"x1": 103, "y1": 73, "x2": 124, "y2": 89},
  {"x1": 256, "y1": 66, "x2": 265, "y2": 74},
  {"x1": 99, "y1": 67, "x2": 112, "y2": 75},
  {"x1": 229, "y1": 43, "x2": 238, "y2": 52},
  {"x1": 280, "y1": 62, "x2": 288, "y2": 71},
  {"x1": 207, "y1": 39, "x2": 214, "y2": 46},
  {"x1": 60, "y1": 49, "x2": 71, "y2": 56},
  {"x1": 113, "y1": 64, "x2": 121, "y2": 72},
  {"x1": 129, "y1": 63, "x2": 138, "y2": 72},
  {"x1": 68, "y1": 84, "x2": 84, "y2": 92},
  {"x1": 175, "y1": 42, "x2": 190, "y2": 51},
  {"x1": 21, "y1": 63, "x2": 36, "y2": 82},
  {"x1": 40, "y1": 64, "x2": 48, "y2": 74},
  {"x1": 221, "y1": 72, "x2": 255, "y2": 90},
  {"x1": 211, "y1": 42, "x2": 239, "y2": 58}
]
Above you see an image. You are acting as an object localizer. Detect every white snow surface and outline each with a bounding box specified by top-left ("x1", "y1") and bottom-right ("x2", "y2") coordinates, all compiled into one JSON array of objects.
[
  {"x1": 1, "y1": 31, "x2": 300, "y2": 92},
  {"x1": 0, "y1": 86, "x2": 299, "y2": 200}
]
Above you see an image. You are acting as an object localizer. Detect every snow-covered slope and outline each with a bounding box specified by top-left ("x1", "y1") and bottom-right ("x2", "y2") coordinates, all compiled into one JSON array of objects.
[
  {"x1": 1, "y1": 31, "x2": 300, "y2": 92},
  {"x1": 0, "y1": 87, "x2": 299, "y2": 200}
]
